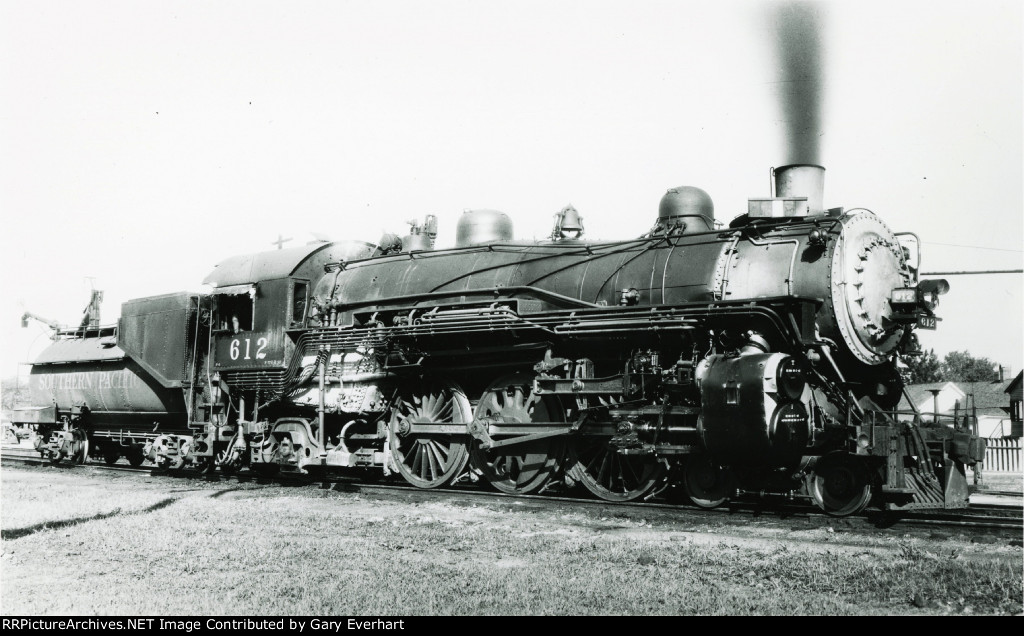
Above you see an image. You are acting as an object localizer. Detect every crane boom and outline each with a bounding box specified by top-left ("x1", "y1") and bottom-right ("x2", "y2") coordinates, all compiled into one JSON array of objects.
[{"x1": 20, "y1": 311, "x2": 63, "y2": 333}]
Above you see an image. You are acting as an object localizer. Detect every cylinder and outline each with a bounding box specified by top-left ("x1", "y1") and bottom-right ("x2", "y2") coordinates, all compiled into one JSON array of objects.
[{"x1": 774, "y1": 164, "x2": 825, "y2": 214}]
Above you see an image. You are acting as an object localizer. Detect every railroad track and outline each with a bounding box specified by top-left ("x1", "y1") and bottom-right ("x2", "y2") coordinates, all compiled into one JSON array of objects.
[
  {"x1": 3, "y1": 446, "x2": 1021, "y2": 535},
  {"x1": 973, "y1": 490, "x2": 1023, "y2": 498}
]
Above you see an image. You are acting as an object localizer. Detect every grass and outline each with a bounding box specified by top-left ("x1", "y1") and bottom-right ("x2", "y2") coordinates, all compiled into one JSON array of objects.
[
  {"x1": 1, "y1": 465, "x2": 1021, "y2": 615},
  {"x1": 974, "y1": 471, "x2": 1023, "y2": 493},
  {"x1": 0, "y1": 470, "x2": 182, "y2": 533}
]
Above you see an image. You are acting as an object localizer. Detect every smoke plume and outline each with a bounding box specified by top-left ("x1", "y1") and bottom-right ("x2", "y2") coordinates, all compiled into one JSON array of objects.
[{"x1": 772, "y1": 1, "x2": 826, "y2": 165}]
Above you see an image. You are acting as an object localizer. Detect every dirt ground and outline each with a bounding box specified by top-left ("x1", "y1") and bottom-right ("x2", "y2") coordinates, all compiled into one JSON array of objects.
[{"x1": 1, "y1": 463, "x2": 1021, "y2": 615}]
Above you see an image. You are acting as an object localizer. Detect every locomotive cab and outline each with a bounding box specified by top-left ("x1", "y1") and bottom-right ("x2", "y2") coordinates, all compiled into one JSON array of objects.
[
  {"x1": 211, "y1": 277, "x2": 308, "y2": 334},
  {"x1": 212, "y1": 286, "x2": 254, "y2": 334}
]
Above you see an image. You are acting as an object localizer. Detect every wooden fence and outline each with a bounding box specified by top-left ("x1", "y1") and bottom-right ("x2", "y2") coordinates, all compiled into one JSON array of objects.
[{"x1": 983, "y1": 438, "x2": 1022, "y2": 473}]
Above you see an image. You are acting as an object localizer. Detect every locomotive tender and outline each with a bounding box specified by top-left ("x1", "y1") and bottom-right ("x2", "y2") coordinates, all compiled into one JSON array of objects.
[{"x1": 13, "y1": 164, "x2": 983, "y2": 516}]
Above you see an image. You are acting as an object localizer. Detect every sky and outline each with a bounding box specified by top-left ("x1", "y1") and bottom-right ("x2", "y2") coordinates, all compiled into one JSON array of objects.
[{"x1": 1, "y1": 0, "x2": 1021, "y2": 379}]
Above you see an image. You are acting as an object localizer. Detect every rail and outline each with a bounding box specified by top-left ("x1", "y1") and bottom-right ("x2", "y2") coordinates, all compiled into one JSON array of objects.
[{"x1": 1, "y1": 448, "x2": 1020, "y2": 535}]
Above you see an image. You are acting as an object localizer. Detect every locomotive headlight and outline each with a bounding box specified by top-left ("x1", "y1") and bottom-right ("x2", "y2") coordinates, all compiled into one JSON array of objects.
[
  {"x1": 776, "y1": 356, "x2": 806, "y2": 401},
  {"x1": 917, "y1": 279, "x2": 950, "y2": 310}
]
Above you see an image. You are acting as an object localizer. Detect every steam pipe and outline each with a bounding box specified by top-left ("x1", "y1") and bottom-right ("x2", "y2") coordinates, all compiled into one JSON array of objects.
[{"x1": 319, "y1": 345, "x2": 328, "y2": 486}]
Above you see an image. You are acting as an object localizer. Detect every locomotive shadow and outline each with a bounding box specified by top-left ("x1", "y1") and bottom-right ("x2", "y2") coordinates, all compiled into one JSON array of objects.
[
  {"x1": 1, "y1": 497, "x2": 179, "y2": 541},
  {"x1": 146, "y1": 467, "x2": 310, "y2": 489}
]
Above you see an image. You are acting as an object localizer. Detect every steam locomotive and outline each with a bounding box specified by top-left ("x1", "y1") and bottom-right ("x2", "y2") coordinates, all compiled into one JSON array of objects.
[{"x1": 12, "y1": 164, "x2": 984, "y2": 516}]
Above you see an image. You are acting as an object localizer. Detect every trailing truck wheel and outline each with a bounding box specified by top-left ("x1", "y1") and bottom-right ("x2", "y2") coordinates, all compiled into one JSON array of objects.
[
  {"x1": 48, "y1": 449, "x2": 65, "y2": 465},
  {"x1": 217, "y1": 450, "x2": 238, "y2": 476},
  {"x1": 387, "y1": 380, "x2": 471, "y2": 489},
  {"x1": 808, "y1": 454, "x2": 873, "y2": 517}
]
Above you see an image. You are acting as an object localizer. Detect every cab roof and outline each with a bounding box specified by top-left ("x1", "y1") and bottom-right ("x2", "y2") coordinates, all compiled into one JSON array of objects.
[{"x1": 202, "y1": 241, "x2": 375, "y2": 287}]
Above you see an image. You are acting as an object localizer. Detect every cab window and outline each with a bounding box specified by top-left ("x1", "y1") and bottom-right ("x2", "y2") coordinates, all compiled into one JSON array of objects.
[
  {"x1": 291, "y1": 281, "x2": 309, "y2": 328},
  {"x1": 215, "y1": 292, "x2": 254, "y2": 334}
]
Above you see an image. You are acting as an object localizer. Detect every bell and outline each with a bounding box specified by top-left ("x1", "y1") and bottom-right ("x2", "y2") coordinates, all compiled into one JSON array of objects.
[{"x1": 554, "y1": 205, "x2": 584, "y2": 240}]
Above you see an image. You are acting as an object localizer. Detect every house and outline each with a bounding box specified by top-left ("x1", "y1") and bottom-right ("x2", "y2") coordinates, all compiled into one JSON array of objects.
[
  {"x1": 1007, "y1": 370, "x2": 1022, "y2": 437},
  {"x1": 899, "y1": 376, "x2": 1017, "y2": 439}
]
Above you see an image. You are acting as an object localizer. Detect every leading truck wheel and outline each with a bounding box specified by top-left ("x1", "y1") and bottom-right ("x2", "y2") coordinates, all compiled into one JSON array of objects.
[
  {"x1": 683, "y1": 455, "x2": 733, "y2": 508},
  {"x1": 808, "y1": 455, "x2": 873, "y2": 517}
]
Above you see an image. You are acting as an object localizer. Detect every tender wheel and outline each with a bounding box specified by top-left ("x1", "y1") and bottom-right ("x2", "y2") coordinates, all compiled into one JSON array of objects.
[
  {"x1": 469, "y1": 374, "x2": 564, "y2": 495},
  {"x1": 126, "y1": 445, "x2": 146, "y2": 467},
  {"x1": 683, "y1": 454, "x2": 732, "y2": 508},
  {"x1": 103, "y1": 448, "x2": 121, "y2": 466},
  {"x1": 388, "y1": 380, "x2": 471, "y2": 489},
  {"x1": 155, "y1": 454, "x2": 185, "y2": 472},
  {"x1": 808, "y1": 454, "x2": 873, "y2": 517},
  {"x1": 567, "y1": 437, "x2": 664, "y2": 502}
]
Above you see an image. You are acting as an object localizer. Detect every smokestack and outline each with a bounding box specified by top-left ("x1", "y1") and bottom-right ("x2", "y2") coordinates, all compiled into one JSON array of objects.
[
  {"x1": 774, "y1": 164, "x2": 825, "y2": 214},
  {"x1": 771, "y1": 2, "x2": 827, "y2": 165}
]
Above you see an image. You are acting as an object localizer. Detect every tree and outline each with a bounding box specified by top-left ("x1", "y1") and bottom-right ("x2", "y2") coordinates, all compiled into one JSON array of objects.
[
  {"x1": 941, "y1": 350, "x2": 999, "y2": 382},
  {"x1": 1, "y1": 376, "x2": 28, "y2": 413},
  {"x1": 902, "y1": 349, "x2": 943, "y2": 383}
]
